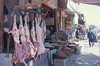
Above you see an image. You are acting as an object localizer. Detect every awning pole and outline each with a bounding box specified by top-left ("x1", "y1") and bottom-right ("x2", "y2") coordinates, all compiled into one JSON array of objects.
[{"x1": 0, "y1": 0, "x2": 4, "y2": 52}]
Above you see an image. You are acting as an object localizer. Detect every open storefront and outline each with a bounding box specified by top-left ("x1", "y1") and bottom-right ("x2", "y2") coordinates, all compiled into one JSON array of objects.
[{"x1": 0, "y1": 0, "x2": 79, "y2": 66}]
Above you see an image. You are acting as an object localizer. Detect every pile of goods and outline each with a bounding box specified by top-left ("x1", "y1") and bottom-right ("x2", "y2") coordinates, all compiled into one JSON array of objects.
[
  {"x1": 53, "y1": 43, "x2": 78, "y2": 59},
  {"x1": 50, "y1": 30, "x2": 69, "y2": 43},
  {"x1": 47, "y1": 30, "x2": 79, "y2": 59}
]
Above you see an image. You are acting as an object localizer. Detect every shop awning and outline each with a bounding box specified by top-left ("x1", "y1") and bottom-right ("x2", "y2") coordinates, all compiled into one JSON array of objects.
[
  {"x1": 63, "y1": 9, "x2": 75, "y2": 16},
  {"x1": 43, "y1": 0, "x2": 57, "y2": 9},
  {"x1": 42, "y1": 4, "x2": 54, "y2": 12},
  {"x1": 67, "y1": 4, "x2": 78, "y2": 24}
]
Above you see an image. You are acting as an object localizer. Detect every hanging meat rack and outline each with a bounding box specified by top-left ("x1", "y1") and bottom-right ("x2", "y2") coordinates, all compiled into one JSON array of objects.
[{"x1": 6, "y1": 0, "x2": 50, "y2": 57}]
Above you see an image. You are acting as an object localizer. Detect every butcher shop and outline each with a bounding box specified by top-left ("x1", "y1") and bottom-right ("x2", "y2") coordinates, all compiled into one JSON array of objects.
[{"x1": 0, "y1": 0, "x2": 78, "y2": 66}]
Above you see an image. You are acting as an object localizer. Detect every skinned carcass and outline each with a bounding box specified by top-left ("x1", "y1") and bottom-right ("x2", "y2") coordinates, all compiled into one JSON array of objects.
[
  {"x1": 19, "y1": 16, "x2": 30, "y2": 59},
  {"x1": 31, "y1": 20, "x2": 36, "y2": 42},
  {"x1": 37, "y1": 15, "x2": 46, "y2": 43},
  {"x1": 19, "y1": 16, "x2": 26, "y2": 43},
  {"x1": 9, "y1": 15, "x2": 27, "y2": 66},
  {"x1": 43, "y1": 20, "x2": 46, "y2": 39},
  {"x1": 24, "y1": 16, "x2": 37, "y2": 58},
  {"x1": 31, "y1": 20, "x2": 40, "y2": 58},
  {"x1": 35, "y1": 17, "x2": 49, "y2": 55},
  {"x1": 41, "y1": 19, "x2": 47, "y2": 42}
]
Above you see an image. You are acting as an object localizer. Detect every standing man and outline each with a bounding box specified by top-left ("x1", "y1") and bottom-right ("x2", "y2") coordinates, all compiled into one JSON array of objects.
[
  {"x1": 87, "y1": 28, "x2": 96, "y2": 47},
  {"x1": 75, "y1": 28, "x2": 79, "y2": 39}
]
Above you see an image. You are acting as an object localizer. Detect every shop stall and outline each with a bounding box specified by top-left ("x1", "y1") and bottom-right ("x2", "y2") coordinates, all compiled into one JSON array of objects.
[
  {"x1": 1, "y1": 0, "x2": 59, "y2": 66},
  {"x1": 0, "y1": 0, "x2": 79, "y2": 66}
]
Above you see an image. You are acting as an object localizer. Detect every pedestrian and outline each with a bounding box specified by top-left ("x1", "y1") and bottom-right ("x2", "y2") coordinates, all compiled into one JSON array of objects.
[
  {"x1": 75, "y1": 28, "x2": 79, "y2": 39},
  {"x1": 87, "y1": 28, "x2": 96, "y2": 47}
]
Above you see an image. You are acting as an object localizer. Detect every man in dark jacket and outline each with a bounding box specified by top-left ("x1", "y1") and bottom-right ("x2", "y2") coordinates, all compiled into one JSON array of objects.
[
  {"x1": 75, "y1": 28, "x2": 79, "y2": 39},
  {"x1": 87, "y1": 28, "x2": 96, "y2": 47}
]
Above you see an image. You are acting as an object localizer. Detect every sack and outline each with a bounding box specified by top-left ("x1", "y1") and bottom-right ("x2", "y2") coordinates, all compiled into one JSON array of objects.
[
  {"x1": 64, "y1": 47, "x2": 74, "y2": 53},
  {"x1": 56, "y1": 50, "x2": 68, "y2": 58},
  {"x1": 62, "y1": 48, "x2": 71, "y2": 56},
  {"x1": 67, "y1": 46, "x2": 76, "y2": 49}
]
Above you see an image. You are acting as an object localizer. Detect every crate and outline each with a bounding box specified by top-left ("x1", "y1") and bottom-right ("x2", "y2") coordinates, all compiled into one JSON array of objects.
[{"x1": 54, "y1": 58, "x2": 67, "y2": 66}]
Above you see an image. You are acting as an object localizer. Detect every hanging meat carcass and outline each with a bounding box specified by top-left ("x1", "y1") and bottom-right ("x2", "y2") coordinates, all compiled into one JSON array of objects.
[
  {"x1": 43, "y1": 20, "x2": 46, "y2": 39},
  {"x1": 41, "y1": 19, "x2": 47, "y2": 42},
  {"x1": 31, "y1": 20, "x2": 36, "y2": 42},
  {"x1": 19, "y1": 16, "x2": 31, "y2": 59},
  {"x1": 19, "y1": 16, "x2": 26, "y2": 43},
  {"x1": 35, "y1": 17, "x2": 49, "y2": 55},
  {"x1": 9, "y1": 15, "x2": 27, "y2": 66},
  {"x1": 24, "y1": 16, "x2": 37, "y2": 58},
  {"x1": 19, "y1": 15, "x2": 30, "y2": 59},
  {"x1": 38, "y1": 15, "x2": 47, "y2": 43},
  {"x1": 24, "y1": 16, "x2": 30, "y2": 42},
  {"x1": 30, "y1": 20, "x2": 40, "y2": 57}
]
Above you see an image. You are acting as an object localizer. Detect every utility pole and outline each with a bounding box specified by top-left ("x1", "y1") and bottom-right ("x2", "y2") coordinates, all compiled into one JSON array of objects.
[{"x1": 0, "y1": 0, "x2": 4, "y2": 52}]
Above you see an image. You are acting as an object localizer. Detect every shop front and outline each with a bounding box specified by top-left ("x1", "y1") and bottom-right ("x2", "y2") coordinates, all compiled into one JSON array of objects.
[
  {"x1": 0, "y1": 0, "x2": 79, "y2": 66},
  {"x1": 0, "y1": 0, "x2": 58, "y2": 66}
]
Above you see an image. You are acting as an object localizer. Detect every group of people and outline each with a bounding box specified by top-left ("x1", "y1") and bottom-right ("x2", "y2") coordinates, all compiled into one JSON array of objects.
[
  {"x1": 75, "y1": 28, "x2": 97, "y2": 47},
  {"x1": 75, "y1": 28, "x2": 86, "y2": 40}
]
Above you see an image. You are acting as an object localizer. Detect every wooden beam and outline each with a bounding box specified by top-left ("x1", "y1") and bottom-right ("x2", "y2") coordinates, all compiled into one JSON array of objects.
[
  {"x1": 54, "y1": 9, "x2": 60, "y2": 32},
  {"x1": 16, "y1": 0, "x2": 50, "y2": 9},
  {"x1": 0, "y1": 0, "x2": 3, "y2": 52}
]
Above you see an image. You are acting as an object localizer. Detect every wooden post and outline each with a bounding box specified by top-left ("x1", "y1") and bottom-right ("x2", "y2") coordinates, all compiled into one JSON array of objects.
[
  {"x1": 0, "y1": 0, "x2": 4, "y2": 52},
  {"x1": 54, "y1": 9, "x2": 60, "y2": 32},
  {"x1": 59, "y1": 9, "x2": 62, "y2": 30}
]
